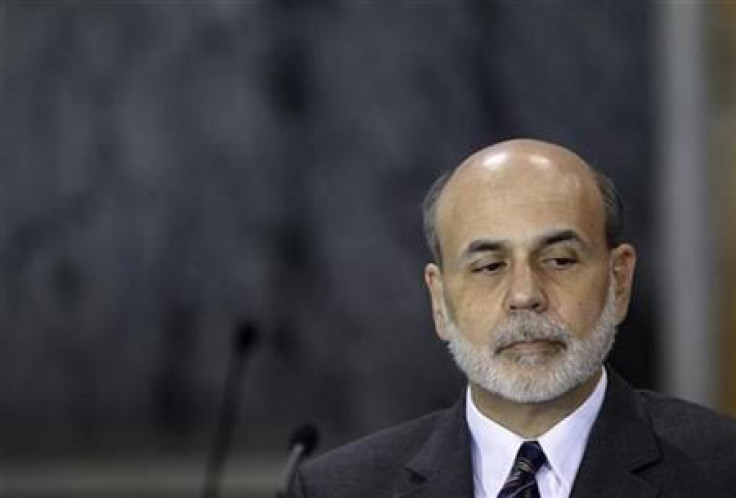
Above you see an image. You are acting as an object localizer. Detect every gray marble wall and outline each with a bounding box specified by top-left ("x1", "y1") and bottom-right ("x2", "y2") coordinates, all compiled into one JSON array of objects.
[{"x1": 0, "y1": 1, "x2": 655, "y2": 456}]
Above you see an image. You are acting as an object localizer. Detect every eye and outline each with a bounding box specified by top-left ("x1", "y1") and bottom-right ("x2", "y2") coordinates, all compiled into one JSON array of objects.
[
  {"x1": 543, "y1": 257, "x2": 578, "y2": 270},
  {"x1": 472, "y1": 261, "x2": 507, "y2": 274}
]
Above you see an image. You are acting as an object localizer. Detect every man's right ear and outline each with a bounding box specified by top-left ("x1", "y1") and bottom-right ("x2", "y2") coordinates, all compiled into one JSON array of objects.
[{"x1": 424, "y1": 263, "x2": 448, "y2": 341}]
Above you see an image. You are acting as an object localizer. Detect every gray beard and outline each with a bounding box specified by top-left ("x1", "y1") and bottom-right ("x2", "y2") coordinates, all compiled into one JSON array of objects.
[{"x1": 442, "y1": 283, "x2": 617, "y2": 403}]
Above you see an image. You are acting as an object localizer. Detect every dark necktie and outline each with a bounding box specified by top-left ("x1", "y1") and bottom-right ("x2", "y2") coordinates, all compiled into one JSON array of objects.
[{"x1": 497, "y1": 441, "x2": 547, "y2": 498}]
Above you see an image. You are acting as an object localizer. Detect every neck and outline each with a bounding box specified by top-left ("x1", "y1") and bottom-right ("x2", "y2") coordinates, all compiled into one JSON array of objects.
[{"x1": 470, "y1": 369, "x2": 602, "y2": 439}]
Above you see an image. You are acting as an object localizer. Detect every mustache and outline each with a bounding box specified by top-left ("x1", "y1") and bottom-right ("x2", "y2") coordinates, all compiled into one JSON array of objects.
[{"x1": 492, "y1": 313, "x2": 573, "y2": 352}]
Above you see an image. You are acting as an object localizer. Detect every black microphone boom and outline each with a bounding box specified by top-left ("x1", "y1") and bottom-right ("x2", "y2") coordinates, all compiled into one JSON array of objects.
[
  {"x1": 201, "y1": 321, "x2": 258, "y2": 498},
  {"x1": 276, "y1": 424, "x2": 320, "y2": 498}
]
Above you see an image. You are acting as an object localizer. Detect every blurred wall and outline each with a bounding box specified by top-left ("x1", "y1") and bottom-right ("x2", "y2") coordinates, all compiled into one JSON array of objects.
[
  {"x1": 712, "y1": 3, "x2": 736, "y2": 414},
  {"x1": 0, "y1": 1, "x2": 655, "y2": 458}
]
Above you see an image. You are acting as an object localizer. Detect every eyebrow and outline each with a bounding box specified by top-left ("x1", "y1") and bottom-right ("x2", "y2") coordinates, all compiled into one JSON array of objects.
[
  {"x1": 460, "y1": 229, "x2": 588, "y2": 260},
  {"x1": 464, "y1": 239, "x2": 506, "y2": 255},
  {"x1": 540, "y1": 229, "x2": 586, "y2": 248}
]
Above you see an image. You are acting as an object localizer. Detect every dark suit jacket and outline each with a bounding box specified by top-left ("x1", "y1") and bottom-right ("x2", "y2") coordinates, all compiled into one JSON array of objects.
[{"x1": 289, "y1": 370, "x2": 736, "y2": 497}]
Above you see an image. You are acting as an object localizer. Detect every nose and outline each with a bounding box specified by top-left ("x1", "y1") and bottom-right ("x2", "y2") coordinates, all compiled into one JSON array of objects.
[{"x1": 505, "y1": 264, "x2": 547, "y2": 313}]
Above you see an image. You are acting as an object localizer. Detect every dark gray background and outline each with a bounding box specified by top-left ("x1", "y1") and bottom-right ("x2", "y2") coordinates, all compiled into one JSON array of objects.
[{"x1": 0, "y1": 1, "x2": 656, "y2": 460}]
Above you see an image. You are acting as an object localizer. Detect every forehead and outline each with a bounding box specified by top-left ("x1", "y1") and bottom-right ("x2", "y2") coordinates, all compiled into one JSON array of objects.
[{"x1": 436, "y1": 151, "x2": 606, "y2": 259}]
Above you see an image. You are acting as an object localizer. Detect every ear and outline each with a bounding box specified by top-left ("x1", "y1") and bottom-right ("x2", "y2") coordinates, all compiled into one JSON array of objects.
[
  {"x1": 424, "y1": 263, "x2": 449, "y2": 340},
  {"x1": 610, "y1": 243, "x2": 637, "y2": 324}
]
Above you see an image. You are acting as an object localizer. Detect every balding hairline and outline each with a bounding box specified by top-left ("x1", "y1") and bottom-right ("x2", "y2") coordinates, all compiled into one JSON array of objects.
[{"x1": 421, "y1": 160, "x2": 624, "y2": 266}]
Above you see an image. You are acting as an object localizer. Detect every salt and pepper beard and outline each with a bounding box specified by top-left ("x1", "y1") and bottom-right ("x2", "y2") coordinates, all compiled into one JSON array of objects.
[{"x1": 441, "y1": 282, "x2": 618, "y2": 404}]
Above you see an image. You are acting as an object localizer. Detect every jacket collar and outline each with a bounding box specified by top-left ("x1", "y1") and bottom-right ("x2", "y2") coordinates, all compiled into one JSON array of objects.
[
  {"x1": 570, "y1": 367, "x2": 662, "y2": 498},
  {"x1": 395, "y1": 395, "x2": 474, "y2": 498}
]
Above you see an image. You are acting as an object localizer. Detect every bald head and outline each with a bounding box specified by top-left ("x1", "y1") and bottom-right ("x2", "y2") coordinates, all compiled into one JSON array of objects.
[{"x1": 422, "y1": 139, "x2": 623, "y2": 264}]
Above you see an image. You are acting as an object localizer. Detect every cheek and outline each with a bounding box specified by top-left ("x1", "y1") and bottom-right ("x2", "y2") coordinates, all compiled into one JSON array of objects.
[
  {"x1": 445, "y1": 282, "x2": 504, "y2": 341},
  {"x1": 555, "y1": 280, "x2": 610, "y2": 334},
  {"x1": 567, "y1": 301, "x2": 600, "y2": 333}
]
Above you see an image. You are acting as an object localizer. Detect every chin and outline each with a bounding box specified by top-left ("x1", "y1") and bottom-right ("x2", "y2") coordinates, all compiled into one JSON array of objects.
[
  {"x1": 448, "y1": 332, "x2": 609, "y2": 404},
  {"x1": 487, "y1": 356, "x2": 589, "y2": 403}
]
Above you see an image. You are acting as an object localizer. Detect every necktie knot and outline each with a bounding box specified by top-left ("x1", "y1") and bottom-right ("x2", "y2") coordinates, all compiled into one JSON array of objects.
[
  {"x1": 515, "y1": 441, "x2": 546, "y2": 474},
  {"x1": 497, "y1": 441, "x2": 546, "y2": 498}
]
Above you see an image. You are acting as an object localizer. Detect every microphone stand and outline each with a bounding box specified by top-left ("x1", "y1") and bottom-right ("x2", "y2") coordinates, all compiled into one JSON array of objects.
[
  {"x1": 201, "y1": 322, "x2": 258, "y2": 498},
  {"x1": 275, "y1": 424, "x2": 319, "y2": 498}
]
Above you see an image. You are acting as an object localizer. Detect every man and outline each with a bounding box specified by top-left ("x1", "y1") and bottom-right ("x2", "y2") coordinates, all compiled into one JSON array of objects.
[{"x1": 288, "y1": 139, "x2": 736, "y2": 497}]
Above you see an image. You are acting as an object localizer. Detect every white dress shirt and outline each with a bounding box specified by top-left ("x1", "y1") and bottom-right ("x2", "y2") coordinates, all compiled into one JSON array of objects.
[{"x1": 466, "y1": 369, "x2": 607, "y2": 498}]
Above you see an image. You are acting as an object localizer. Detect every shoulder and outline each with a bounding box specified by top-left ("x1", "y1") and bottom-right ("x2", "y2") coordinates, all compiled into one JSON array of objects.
[
  {"x1": 289, "y1": 395, "x2": 473, "y2": 497},
  {"x1": 290, "y1": 405, "x2": 458, "y2": 497},
  {"x1": 303, "y1": 407, "x2": 448, "y2": 478},
  {"x1": 637, "y1": 389, "x2": 736, "y2": 458}
]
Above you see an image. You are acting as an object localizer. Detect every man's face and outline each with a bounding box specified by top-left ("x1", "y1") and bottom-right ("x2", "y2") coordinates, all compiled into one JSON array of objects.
[
  {"x1": 440, "y1": 279, "x2": 619, "y2": 403},
  {"x1": 424, "y1": 146, "x2": 636, "y2": 402}
]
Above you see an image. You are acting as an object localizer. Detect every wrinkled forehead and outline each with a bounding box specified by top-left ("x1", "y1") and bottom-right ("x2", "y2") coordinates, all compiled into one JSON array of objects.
[{"x1": 435, "y1": 149, "x2": 606, "y2": 259}]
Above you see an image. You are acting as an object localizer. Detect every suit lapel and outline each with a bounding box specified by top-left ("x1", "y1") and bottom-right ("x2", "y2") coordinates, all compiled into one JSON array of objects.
[
  {"x1": 394, "y1": 396, "x2": 474, "y2": 498},
  {"x1": 570, "y1": 368, "x2": 661, "y2": 498},
  {"x1": 391, "y1": 369, "x2": 662, "y2": 498}
]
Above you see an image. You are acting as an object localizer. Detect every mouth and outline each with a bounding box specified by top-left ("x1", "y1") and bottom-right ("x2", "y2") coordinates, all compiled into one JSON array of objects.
[{"x1": 496, "y1": 339, "x2": 565, "y2": 356}]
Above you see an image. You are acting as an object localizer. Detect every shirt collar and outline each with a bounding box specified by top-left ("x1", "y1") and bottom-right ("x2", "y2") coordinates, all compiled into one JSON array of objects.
[
  {"x1": 466, "y1": 368, "x2": 608, "y2": 496},
  {"x1": 538, "y1": 369, "x2": 607, "y2": 490}
]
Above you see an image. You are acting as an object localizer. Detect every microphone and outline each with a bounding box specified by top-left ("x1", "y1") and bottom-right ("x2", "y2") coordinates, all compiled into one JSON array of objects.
[
  {"x1": 201, "y1": 321, "x2": 259, "y2": 498},
  {"x1": 276, "y1": 424, "x2": 320, "y2": 498}
]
